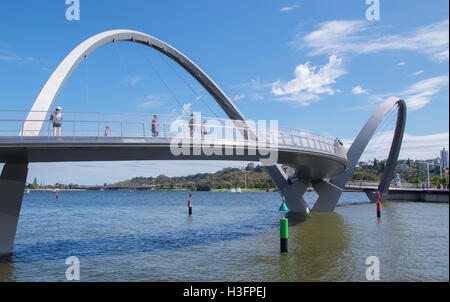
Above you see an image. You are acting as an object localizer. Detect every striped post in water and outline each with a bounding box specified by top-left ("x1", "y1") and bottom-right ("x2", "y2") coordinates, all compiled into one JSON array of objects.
[
  {"x1": 280, "y1": 218, "x2": 288, "y2": 253},
  {"x1": 376, "y1": 192, "x2": 381, "y2": 218},
  {"x1": 279, "y1": 198, "x2": 289, "y2": 253},
  {"x1": 188, "y1": 192, "x2": 193, "y2": 216}
]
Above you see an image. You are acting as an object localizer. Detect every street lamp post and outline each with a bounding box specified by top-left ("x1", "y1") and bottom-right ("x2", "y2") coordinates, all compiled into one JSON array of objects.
[
  {"x1": 245, "y1": 168, "x2": 247, "y2": 190},
  {"x1": 418, "y1": 161, "x2": 441, "y2": 188},
  {"x1": 241, "y1": 166, "x2": 247, "y2": 190}
]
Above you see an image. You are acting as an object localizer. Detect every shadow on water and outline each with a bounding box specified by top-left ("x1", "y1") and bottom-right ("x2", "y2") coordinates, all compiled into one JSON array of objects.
[
  {"x1": 278, "y1": 211, "x2": 352, "y2": 281},
  {"x1": 285, "y1": 212, "x2": 309, "y2": 226},
  {"x1": 2, "y1": 218, "x2": 279, "y2": 265},
  {"x1": 0, "y1": 255, "x2": 14, "y2": 282}
]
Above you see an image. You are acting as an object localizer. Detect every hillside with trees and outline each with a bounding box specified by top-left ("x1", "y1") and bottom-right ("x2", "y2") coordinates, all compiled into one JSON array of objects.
[
  {"x1": 111, "y1": 163, "x2": 275, "y2": 191},
  {"x1": 28, "y1": 158, "x2": 448, "y2": 190}
]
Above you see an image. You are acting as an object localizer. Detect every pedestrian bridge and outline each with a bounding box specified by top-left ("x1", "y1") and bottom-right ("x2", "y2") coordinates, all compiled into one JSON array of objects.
[
  {"x1": 0, "y1": 29, "x2": 407, "y2": 256},
  {"x1": 0, "y1": 111, "x2": 349, "y2": 180}
]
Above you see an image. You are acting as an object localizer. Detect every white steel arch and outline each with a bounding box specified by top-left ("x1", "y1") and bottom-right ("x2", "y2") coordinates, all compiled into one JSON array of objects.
[{"x1": 22, "y1": 29, "x2": 246, "y2": 135}]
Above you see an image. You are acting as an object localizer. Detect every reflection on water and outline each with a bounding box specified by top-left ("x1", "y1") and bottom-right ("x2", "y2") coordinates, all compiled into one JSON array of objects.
[
  {"x1": 281, "y1": 212, "x2": 350, "y2": 281},
  {"x1": 0, "y1": 256, "x2": 14, "y2": 282},
  {"x1": 0, "y1": 191, "x2": 448, "y2": 282}
]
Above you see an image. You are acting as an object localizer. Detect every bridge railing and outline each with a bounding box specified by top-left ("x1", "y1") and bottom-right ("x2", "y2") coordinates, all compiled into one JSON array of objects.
[
  {"x1": 346, "y1": 180, "x2": 439, "y2": 189},
  {"x1": 0, "y1": 110, "x2": 348, "y2": 159}
]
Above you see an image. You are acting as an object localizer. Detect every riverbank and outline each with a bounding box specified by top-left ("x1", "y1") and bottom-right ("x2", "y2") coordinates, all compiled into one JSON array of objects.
[{"x1": 26, "y1": 188, "x2": 279, "y2": 192}]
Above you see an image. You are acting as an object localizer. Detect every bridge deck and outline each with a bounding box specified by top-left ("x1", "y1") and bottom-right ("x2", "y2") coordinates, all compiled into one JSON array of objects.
[{"x1": 0, "y1": 136, "x2": 349, "y2": 180}]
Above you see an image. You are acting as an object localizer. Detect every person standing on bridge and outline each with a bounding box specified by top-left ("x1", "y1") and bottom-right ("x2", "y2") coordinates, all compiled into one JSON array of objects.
[
  {"x1": 104, "y1": 126, "x2": 111, "y2": 136},
  {"x1": 334, "y1": 138, "x2": 340, "y2": 153},
  {"x1": 189, "y1": 113, "x2": 196, "y2": 138},
  {"x1": 152, "y1": 115, "x2": 159, "y2": 137},
  {"x1": 50, "y1": 106, "x2": 63, "y2": 136},
  {"x1": 201, "y1": 120, "x2": 208, "y2": 139}
]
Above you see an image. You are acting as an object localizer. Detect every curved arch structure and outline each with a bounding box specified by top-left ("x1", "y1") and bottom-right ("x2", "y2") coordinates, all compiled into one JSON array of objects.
[
  {"x1": 21, "y1": 29, "x2": 308, "y2": 214},
  {"x1": 22, "y1": 29, "x2": 246, "y2": 135},
  {"x1": 312, "y1": 97, "x2": 407, "y2": 211}
]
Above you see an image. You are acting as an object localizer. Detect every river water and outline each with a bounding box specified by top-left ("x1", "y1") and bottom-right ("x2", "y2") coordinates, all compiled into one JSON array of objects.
[{"x1": 0, "y1": 191, "x2": 448, "y2": 282}]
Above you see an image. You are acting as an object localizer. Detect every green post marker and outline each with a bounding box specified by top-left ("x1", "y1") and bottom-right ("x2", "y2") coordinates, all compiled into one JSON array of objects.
[
  {"x1": 280, "y1": 218, "x2": 288, "y2": 253},
  {"x1": 279, "y1": 198, "x2": 289, "y2": 253}
]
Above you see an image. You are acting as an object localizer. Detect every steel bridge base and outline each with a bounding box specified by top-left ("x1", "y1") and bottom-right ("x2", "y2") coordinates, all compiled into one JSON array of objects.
[
  {"x1": 265, "y1": 165, "x2": 347, "y2": 214},
  {"x1": 311, "y1": 180, "x2": 343, "y2": 212},
  {"x1": 0, "y1": 163, "x2": 28, "y2": 256},
  {"x1": 281, "y1": 180, "x2": 311, "y2": 214},
  {"x1": 365, "y1": 189, "x2": 380, "y2": 202}
]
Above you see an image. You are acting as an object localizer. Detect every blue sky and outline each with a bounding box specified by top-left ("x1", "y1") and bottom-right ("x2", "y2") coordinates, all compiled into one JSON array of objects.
[{"x1": 0, "y1": 0, "x2": 448, "y2": 185}]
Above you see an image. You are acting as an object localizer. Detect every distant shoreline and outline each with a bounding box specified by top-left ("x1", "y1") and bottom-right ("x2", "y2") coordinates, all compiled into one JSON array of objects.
[{"x1": 26, "y1": 188, "x2": 278, "y2": 192}]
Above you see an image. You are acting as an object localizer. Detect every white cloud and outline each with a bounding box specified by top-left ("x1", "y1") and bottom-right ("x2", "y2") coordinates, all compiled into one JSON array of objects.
[
  {"x1": 275, "y1": 93, "x2": 319, "y2": 107},
  {"x1": 271, "y1": 55, "x2": 346, "y2": 105},
  {"x1": 352, "y1": 86, "x2": 369, "y2": 95},
  {"x1": 400, "y1": 75, "x2": 449, "y2": 110},
  {"x1": 280, "y1": 5, "x2": 299, "y2": 12},
  {"x1": 412, "y1": 70, "x2": 424, "y2": 76},
  {"x1": 233, "y1": 94, "x2": 245, "y2": 101},
  {"x1": 0, "y1": 47, "x2": 35, "y2": 64},
  {"x1": 251, "y1": 93, "x2": 264, "y2": 100},
  {"x1": 181, "y1": 103, "x2": 192, "y2": 116},
  {"x1": 369, "y1": 75, "x2": 449, "y2": 111},
  {"x1": 137, "y1": 94, "x2": 165, "y2": 109},
  {"x1": 398, "y1": 62, "x2": 406, "y2": 66},
  {"x1": 296, "y1": 19, "x2": 449, "y2": 62},
  {"x1": 344, "y1": 131, "x2": 449, "y2": 161},
  {"x1": 122, "y1": 75, "x2": 142, "y2": 86},
  {"x1": 230, "y1": 78, "x2": 273, "y2": 90}
]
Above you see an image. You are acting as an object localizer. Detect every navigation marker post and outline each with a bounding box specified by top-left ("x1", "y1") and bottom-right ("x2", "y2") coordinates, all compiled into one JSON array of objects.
[
  {"x1": 279, "y1": 198, "x2": 289, "y2": 253},
  {"x1": 188, "y1": 192, "x2": 193, "y2": 216},
  {"x1": 376, "y1": 191, "x2": 381, "y2": 219}
]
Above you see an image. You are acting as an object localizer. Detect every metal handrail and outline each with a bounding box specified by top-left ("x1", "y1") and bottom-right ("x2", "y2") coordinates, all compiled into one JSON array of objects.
[{"x1": 0, "y1": 110, "x2": 348, "y2": 159}]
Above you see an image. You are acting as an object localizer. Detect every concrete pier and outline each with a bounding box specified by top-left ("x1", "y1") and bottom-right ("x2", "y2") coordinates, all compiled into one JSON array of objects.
[
  {"x1": 385, "y1": 188, "x2": 449, "y2": 203},
  {"x1": 361, "y1": 187, "x2": 449, "y2": 203}
]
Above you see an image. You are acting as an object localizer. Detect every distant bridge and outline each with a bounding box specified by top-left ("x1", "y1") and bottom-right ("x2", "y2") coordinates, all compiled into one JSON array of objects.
[{"x1": 0, "y1": 29, "x2": 406, "y2": 255}]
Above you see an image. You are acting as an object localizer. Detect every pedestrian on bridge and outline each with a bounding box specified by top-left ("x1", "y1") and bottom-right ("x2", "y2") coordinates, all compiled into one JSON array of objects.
[
  {"x1": 50, "y1": 106, "x2": 63, "y2": 136},
  {"x1": 104, "y1": 126, "x2": 111, "y2": 137},
  {"x1": 201, "y1": 120, "x2": 208, "y2": 139},
  {"x1": 334, "y1": 138, "x2": 340, "y2": 153},
  {"x1": 189, "y1": 113, "x2": 196, "y2": 138},
  {"x1": 152, "y1": 115, "x2": 159, "y2": 137}
]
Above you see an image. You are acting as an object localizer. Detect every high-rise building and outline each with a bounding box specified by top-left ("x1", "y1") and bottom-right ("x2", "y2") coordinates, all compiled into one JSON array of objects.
[{"x1": 440, "y1": 147, "x2": 448, "y2": 170}]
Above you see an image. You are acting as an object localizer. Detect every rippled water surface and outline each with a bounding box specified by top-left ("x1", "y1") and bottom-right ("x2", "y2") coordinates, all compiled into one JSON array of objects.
[{"x1": 0, "y1": 191, "x2": 448, "y2": 281}]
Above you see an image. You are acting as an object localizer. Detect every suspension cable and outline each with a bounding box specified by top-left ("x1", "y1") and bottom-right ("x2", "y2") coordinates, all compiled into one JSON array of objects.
[
  {"x1": 366, "y1": 105, "x2": 398, "y2": 161},
  {"x1": 370, "y1": 107, "x2": 396, "y2": 151},
  {"x1": 155, "y1": 51, "x2": 219, "y2": 117},
  {"x1": 361, "y1": 105, "x2": 395, "y2": 161},
  {"x1": 114, "y1": 41, "x2": 130, "y2": 78},
  {"x1": 136, "y1": 46, "x2": 185, "y2": 113}
]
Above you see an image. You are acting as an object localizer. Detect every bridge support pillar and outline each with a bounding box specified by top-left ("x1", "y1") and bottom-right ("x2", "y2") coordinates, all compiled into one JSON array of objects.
[
  {"x1": 265, "y1": 165, "x2": 310, "y2": 214},
  {"x1": 0, "y1": 163, "x2": 29, "y2": 256},
  {"x1": 364, "y1": 189, "x2": 379, "y2": 202},
  {"x1": 311, "y1": 180, "x2": 343, "y2": 212},
  {"x1": 281, "y1": 180, "x2": 311, "y2": 214}
]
